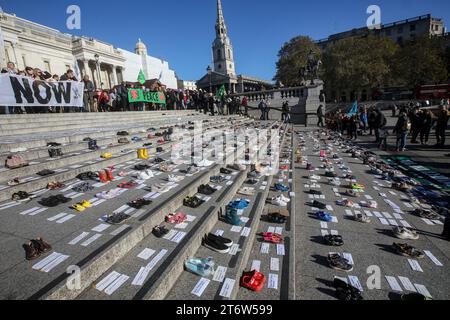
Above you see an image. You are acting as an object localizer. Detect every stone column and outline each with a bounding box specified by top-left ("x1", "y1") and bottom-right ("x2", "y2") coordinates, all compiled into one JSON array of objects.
[{"x1": 111, "y1": 65, "x2": 118, "y2": 87}]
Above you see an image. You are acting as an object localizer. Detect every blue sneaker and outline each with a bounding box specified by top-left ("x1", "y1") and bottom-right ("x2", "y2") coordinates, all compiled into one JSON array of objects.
[
  {"x1": 317, "y1": 211, "x2": 333, "y2": 222},
  {"x1": 275, "y1": 183, "x2": 290, "y2": 192},
  {"x1": 185, "y1": 257, "x2": 215, "y2": 277},
  {"x1": 229, "y1": 199, "x2": 250, "y2": 210}
]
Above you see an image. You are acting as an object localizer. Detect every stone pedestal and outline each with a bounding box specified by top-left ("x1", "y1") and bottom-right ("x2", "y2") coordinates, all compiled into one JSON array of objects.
[{"x1": 291, "y1": 80, "x2": 326, "y2": 126}]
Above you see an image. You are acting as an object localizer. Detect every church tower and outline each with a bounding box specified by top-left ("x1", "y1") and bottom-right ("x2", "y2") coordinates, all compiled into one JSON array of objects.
[{"x1": 212, "y1": 0, "x2": 236, "y2": 76}]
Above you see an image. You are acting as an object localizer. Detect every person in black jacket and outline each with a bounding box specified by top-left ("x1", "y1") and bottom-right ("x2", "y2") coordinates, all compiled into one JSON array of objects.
[
  {"x1": 393, "y1": 111, "x2": 409, "y2": 152},
  {"x1": 419, "y1": 109, "x2": 433, "y2": 145},
  {"x1": 408, "y1": 107, "x2": 422, "y2": 144},
  {"x1": 373, "y1": 109, "x2": 387, "y2": 143}
]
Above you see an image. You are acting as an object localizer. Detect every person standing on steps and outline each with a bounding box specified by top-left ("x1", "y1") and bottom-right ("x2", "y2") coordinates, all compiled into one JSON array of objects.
[{"x1": 317, "y1": 104, "x2": 325, "y2": 127}]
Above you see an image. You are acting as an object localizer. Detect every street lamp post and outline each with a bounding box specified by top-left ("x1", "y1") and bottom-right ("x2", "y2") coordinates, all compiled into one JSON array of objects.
[
  {"x1": 94, "y1": 54, "x2": 102, "y2": 89},
  {"x1": 207, "y1": 65, "x2": 212, "y2": 94}
]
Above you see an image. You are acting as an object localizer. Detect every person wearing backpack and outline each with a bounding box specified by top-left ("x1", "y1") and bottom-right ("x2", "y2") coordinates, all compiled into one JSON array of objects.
[{"x1": 393, "y1": 111, "x2": 409, "y2": 152}]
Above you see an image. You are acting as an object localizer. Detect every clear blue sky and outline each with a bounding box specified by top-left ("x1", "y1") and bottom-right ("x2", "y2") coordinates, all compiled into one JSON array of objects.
[{"x1": 1, "y1": 0, "x2": 449, "y2": 81}]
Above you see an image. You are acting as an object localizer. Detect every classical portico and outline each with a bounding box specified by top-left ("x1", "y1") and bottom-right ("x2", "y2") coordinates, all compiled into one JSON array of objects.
[{"x1": 72, "y1": 37, "x2": 125, "y2": 89}]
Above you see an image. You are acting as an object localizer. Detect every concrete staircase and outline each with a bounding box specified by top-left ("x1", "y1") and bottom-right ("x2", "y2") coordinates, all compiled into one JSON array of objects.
[{"x1": 0, "y1": 112, "x2": 295, "y2": 301}]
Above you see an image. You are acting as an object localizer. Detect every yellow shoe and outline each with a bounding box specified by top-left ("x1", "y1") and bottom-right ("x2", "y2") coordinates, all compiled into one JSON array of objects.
[
  {"x1": 81, "y1": 200, "x2": 92, "y2": 208},
  {"x1": 137, "y1": 148, "x2": 149, "y2": 160},
  {"x1": 72, "y1": 204, "x2": 86, "y2": 212},
  {"x1": 102, "y1": 153, "x2": 112, "y2": 159},
  {"x1": 143, "y1": 148, "x2": 149, "y2": 159}
]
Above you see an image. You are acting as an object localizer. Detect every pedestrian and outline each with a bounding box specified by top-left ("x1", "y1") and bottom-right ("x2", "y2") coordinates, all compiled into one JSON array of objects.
[
  {"x1": 317, "y1": 105, "x2": 325, "y2": 127},
  {"x1": 393, "y1": 111, "x2": 409, "y2": 152},
  {"x1": 378, "y1": 127, "x2": 389, "y2": 151},
  {"x1": 258, "y1": 99, "x2": 266, "y2": 120},
  {"x1": 98, "y1": 90, "x2": 110, "y2": 112},
  {"x1": 368, "y1": 108, "x2": 376, "y2": 136},
  {"x1": 241, "y1": 96, "x2": 249, "y2": 116},
  {"x1": 419, "y1": 109, "x2": 433, "y2": 145},
  {"x1": 349, "y1": 115, "x2": 359, "y2": 140},
  {"x1": 409, "y1": 107, "x2": 421, "y2": 144},
  {"x1": 434, "y1": 105, "x2": 449, "y2": 147},
  {"x1": 360, "y1": 107, "x2": 368, "y2": 133},
  {"x1": 373, "y1": 109, "x2": 387, "y2": 143}
]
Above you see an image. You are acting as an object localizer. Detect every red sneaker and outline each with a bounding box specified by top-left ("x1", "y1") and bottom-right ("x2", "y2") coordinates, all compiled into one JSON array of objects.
[
  {"x1": 241, "y1": 270, "x2": 266, "y2": 292},
  {"x1": 98, "y1": 170, "x2": 109, "y2": 183},
  {"x1": 106, "y1": 169, "x2": 114, "y2": 181}
]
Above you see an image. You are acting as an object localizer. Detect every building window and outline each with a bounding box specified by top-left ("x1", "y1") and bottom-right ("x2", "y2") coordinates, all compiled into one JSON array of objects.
[
  {"x1": 218, "y1": 64, "x2": 222, "y2": 70},
  {"x1": 410, "y1": 24, "x2": 416, "y2": 32},
  {"x1": 398, "y1": 26, "x2": 403, "y2": 34},
  {"x1": 228, "y1": 49, "x2": 231, "y2": 58},
  {"x1": 43, "y1": 60, "x2": 51, "y2": 74},
  {"x1": 217, "y1": 49, "x2": 222, "y2": 60},
  {"x1": 435, "y1": 25, "x2": 439, "y2": 31}
]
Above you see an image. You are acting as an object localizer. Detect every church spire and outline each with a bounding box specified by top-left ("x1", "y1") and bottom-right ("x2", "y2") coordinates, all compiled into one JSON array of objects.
[{"x1": 216, "y1": 0, "x2": 227, "y2": 37}]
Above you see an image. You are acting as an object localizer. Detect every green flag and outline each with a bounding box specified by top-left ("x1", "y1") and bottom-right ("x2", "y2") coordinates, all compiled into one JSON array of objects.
[
  {"x1": 216, "y1": 84, "x2": 226, "y2": 98},
  {"x1": 137, "y1": 69, "x2": 146, "y2": 85}
]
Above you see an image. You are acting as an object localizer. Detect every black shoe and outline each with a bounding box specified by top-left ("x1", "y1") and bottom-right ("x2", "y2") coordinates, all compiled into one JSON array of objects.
[
  {"x1": 203, "y1": 235, "x2": 230, "y2": 253},
  {"x1": 128, "y1": 198, "x2": 152, "y2": 209},
  {"x1": 246, "y1": 179, "x2": 258, "y2": 185},
  {"x1": 207, "y1": 233, "x2": 233, "y2": 247},
  {"x1": 220, "y1": 168, "x2": 232, "y2": 175},
  {"x1": 312, "y1": 200, "x2": 327, "y2": 210},
  {"x1": 198, "y1": 184, "x2": 217, "y2": 195},
  {"x1": 152, "y1": 225, "x2": 169, "y2": 238},
  {"x1": 309, "y1": 189, "x2": 323, "y2": 196}
]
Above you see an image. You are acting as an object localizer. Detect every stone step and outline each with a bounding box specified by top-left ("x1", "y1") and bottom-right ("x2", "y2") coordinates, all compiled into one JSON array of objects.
[
  {"x1": 0, "y1": 115, "x2": 227, "y2": 152},
  {"x1": 0, "y1": 119, "x2": 240, "y2": 202},
  {"x1": 0, "y1": 111, "x2": 197, "y2": 124}
]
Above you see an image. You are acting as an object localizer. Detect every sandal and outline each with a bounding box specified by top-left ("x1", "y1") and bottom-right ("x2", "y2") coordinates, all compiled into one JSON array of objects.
[{"x1": 393, "y1": 243, "x2": 425, "y2": 259}]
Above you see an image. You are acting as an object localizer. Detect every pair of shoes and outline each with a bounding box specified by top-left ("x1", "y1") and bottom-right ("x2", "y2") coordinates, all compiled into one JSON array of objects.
[
  {"x1": 239, "y1": 187, "x2": 255, "y2": 196},
  {"x1": 168, "y1": 174, "x2": 184, "y2": 183},
  {"x1": 228, "y1": 199, "x2": 250, "y2": 210},
  {"x1": 220, "y1": 168, "x2": 232, "y2": 175},
  {"x1": 197, "y1": 159, "x2": 215, "y2": 167},
  {"x1": 307, "y1": 163, "x2": 316, "y2": 171},
  {"x1": 393, "y1": 227, "x2": 419, "y2": 240},
  {"x1": 274, "y1": 183, "x2": 290, "y2": 192},
  {"x1": 260, "y1": 232, "x2": 283, "y2": 244},
  {"x1": 128, "y1": 198, "x2": 152, "y2": 209},
  {"x1": 185, "y1": 257, "x2": 215, "y2": 277},
  {"x1": 99, "y1": 169, "x2": 114, "y2": 183},
  {"x1": 39, "y1": 194, "x2": 71, "y2": 207},
  {"x1": 267, "y1": 211, "x2": 288, "y2": 224},
  {"x1": 136, "y1": 170, "x2": 154, "y2": 180},
  {"x1": 77, "y1": 171, "x2": 98, "y2": 181},
  {"x1": 346, "y1": 189, "x2": 360, "y2": 198},
  {"x1": 72, "y1": 182, "x2": 93, "y2": 193},
  {"x1": 210, "y1": 175, "x2": 226, "y2": 183},
  {"x1": 228, "y1": 164, "x2": 246, "y2": 171},
  {"x1": 72, "y1": 200, "x2": 92, "y2": 212},
  {"x1": 312, "y1": 200, "x2": 327, "y2": 209},
  {"x1": 324, "y1": 235, "x2": 344, "y2": 246},
  {"x1": 269, "y1": 195, "x2": 290, "y2": 207},
  {"x1": 23, "y1": 238, "x2": 52, "y2": 261},
  {"x1": 328, "y1": 253, "x2": 353, "y2": 272},
  {"x1": 185, "y1": 166, "x2": 200, "y2": 175},
  {"x1": 184, "y1": 196, "x2": 205, "y2": 208},
  {"x1": 166, "y1": 212, "x2": 187, "y2": 224},
  {"x1": 152, "y1": 225, "x2": 170, "y2": 238},
  {"x1": 8, "y1": 178, "x2": 20, "y2": 186},
  {"x1": 413, "y1": 209, "x2": 439, "y2": 220},
  {"x1": 224, "y1": 207, "x2": 243, "y2": 226},
  {"x1": 96, "y1": 189, "x2": 121, "y2": 200},
  {"x1": 105, "y1": 212, "x2": 131, "y2": 225},
  {"x1": 152, "y1": 183, "x2": 171, "y2": 193},
  {"x1": 47, "y1": 181, "x2": 65, "y2": 190},
  {"x1": 137, "y1": 148, "x2": 149, "y2": 160},
  {"x1": 135, "y1": 164, "x2": 151, "y2": 171},
  {"x1": 198, "y1": 184, "x2": 217, "y2": 195},
  {"x1": 246, "y1": 179, "x2": 258, "y2": 185},
  {"x1": 354, "y1": 213, "x2": 371, "y2": 223},
  {"x1": 309, "y1": 189, "x2": 323, "y2": 196},
  {"x1": 203, "y1": 233, "x2": 233, "y2": 253},
  {"x1": 117, "y1": 181, "x2": 138, "y2": 189},
  {"x1": 393, "y1": 243, "x2": 424, "y2": 259},
  {"x1": 317, "y1": 211, "x2": 333, "y2": 222},
  {"x1": 334, "y1": 278, "x2": 363, "y2": 300},
  {"x1": 241, "y1": 270, "x2": 266, "y2": 292},
  {"x1": 336, "y1": 199, "x2": 354, "y2": 208}
]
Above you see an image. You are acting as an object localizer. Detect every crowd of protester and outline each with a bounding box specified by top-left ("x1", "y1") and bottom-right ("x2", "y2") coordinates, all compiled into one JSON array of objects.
[
  {"x1": 325, "y1": 101, "x2": 450, "y2": 151},
  {"x1": 1, "y1": 62, "x2": 255, "y2": 116}
]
